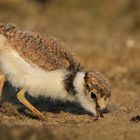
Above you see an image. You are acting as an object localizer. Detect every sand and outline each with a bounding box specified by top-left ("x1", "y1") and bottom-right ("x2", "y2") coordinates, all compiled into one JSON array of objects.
[{"x1": 0, "y1": 0, "x2": 140, "y2": 139}]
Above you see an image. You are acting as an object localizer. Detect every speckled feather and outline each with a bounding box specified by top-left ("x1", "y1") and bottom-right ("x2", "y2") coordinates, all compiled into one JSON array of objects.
[
  {"x1": 85, "y1": 72, "x2": 111, "y2": 97},
  {"x1": 0, "y1": 23, "x2": 82, "y2": 72}
]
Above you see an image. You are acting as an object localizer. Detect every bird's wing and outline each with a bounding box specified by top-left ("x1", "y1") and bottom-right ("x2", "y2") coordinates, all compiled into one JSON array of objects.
[{"x1": 0, "y1": 23, "x2": 81, "y2": 71}]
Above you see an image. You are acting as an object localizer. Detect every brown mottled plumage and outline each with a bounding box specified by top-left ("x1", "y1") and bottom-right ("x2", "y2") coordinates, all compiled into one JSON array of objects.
[
  {"x1": 0, "y1": 23, "x2": 81, "y2": 71},
  {"x1": 0, "y1": 22, "x2": 111, "y2": 120},
  {"x1": 85, "y1": 72, "x2": 111, "y2": 97}
]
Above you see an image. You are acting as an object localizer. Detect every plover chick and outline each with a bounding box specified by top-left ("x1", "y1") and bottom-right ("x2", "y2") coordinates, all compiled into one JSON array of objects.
[{"x1": 0, "y1": 23, "x2": 111, "y2": 120}]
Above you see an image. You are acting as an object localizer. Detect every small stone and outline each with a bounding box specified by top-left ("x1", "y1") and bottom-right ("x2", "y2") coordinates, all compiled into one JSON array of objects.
[{"x1": 130, "y1": 115, "x2": 140, "y2": 122}]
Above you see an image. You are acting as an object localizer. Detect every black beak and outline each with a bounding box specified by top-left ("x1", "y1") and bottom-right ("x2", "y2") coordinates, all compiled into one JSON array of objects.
[{"x1": 95, "y1": 102, "x2": 104, "y2": 118}]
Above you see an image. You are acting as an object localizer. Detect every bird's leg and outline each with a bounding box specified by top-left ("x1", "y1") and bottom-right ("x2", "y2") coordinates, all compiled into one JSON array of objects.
[
  {"x1": 17, "y1": 87, "x2": 47, "y2": 121},
  {"x1": 0, "y1": 74, "x2": 5, "y2": 100}
]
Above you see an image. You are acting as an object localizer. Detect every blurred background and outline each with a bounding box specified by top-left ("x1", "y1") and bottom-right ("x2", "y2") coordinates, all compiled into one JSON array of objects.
[
  {"x1": 0, "y1": 0, "x2": 140, "y2": 140},
  {"x1": 0, "y1": 0, "x2": 140, "y2": 79}
]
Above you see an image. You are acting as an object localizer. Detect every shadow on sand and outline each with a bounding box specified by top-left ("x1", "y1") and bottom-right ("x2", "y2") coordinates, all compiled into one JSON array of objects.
[{"x1": 1, "y1": 82, "x2": 93, "y2": 119}]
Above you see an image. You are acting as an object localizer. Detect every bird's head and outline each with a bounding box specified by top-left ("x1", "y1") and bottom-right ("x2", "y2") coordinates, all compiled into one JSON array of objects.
[
  {"x1": 84, "y1": 71, "x2": 111, "y2": 117},
  {"x1": 74, "y1": 71, "x2": 111, "y2": 118}
]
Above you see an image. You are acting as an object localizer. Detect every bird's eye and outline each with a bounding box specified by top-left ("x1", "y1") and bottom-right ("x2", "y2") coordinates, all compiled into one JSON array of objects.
[{"x1": 91, "y1": 92, "x2": 97, "y2": 100}]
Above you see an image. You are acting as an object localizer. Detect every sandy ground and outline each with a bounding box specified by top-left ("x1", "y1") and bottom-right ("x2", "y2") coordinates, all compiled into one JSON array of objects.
[{"x1": 0, "y1": 0, "x2": 140, "y2": 140}]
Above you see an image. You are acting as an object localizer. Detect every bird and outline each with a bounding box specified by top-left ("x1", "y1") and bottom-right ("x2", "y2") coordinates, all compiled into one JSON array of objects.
[{"x1": 0, "y1": 23, "x2": 111, "y2": 120}]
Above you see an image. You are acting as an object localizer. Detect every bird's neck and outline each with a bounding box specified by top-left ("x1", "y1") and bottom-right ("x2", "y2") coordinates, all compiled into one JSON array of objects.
[
  {"x1": 73, "y1": 72, "x2": 85, "y2": 95},
  {"x1": 64, "y1": 71, "x2": 85, "y2": 96}
]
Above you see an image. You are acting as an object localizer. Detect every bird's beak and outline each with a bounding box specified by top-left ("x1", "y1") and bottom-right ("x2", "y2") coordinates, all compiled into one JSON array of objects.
[{"x1": 95, "y1": 101, "x2": 104, "y2": 118}]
